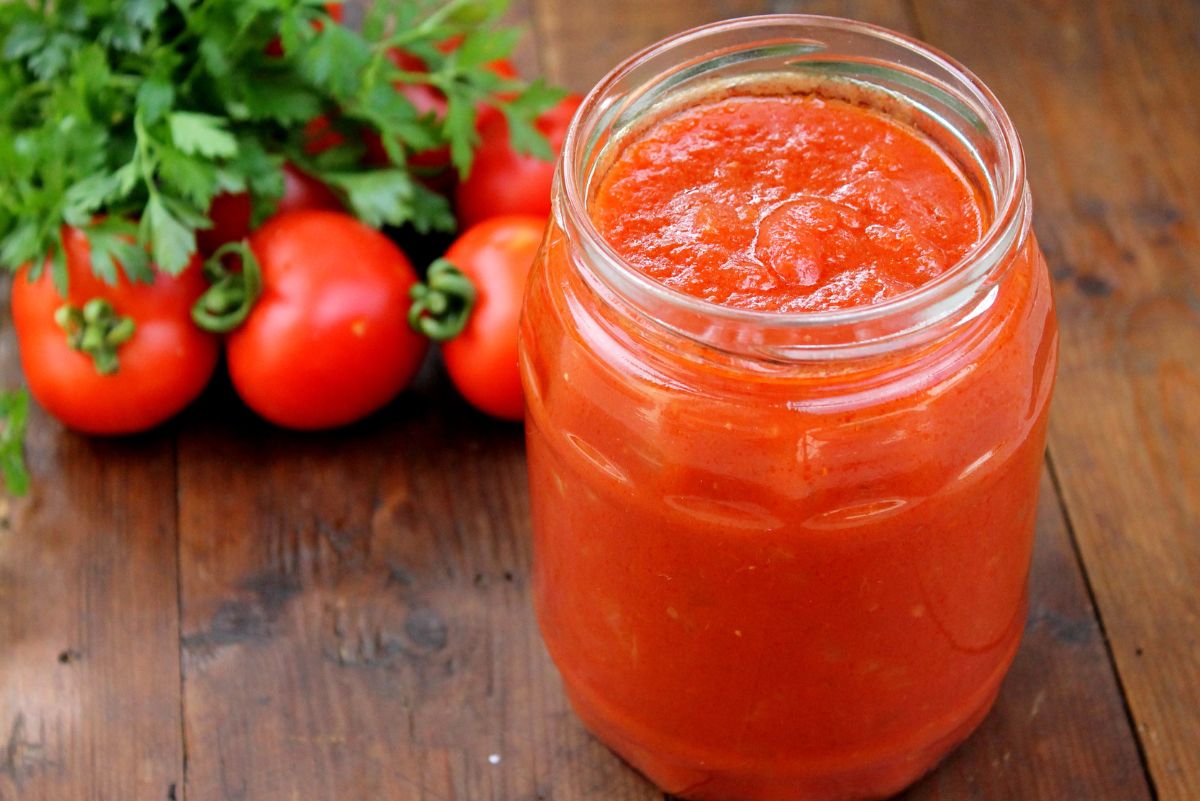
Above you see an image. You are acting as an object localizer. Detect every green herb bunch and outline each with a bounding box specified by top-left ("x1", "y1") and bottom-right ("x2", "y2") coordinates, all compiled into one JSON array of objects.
[{"x1": 0, "y1": 0, "x2": 563, "y2": 292}]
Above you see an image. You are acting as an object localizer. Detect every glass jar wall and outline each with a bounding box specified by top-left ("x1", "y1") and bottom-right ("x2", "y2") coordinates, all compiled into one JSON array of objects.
[{"x1": 519, "y1": 16, "x2": 1058, "y2": 801}]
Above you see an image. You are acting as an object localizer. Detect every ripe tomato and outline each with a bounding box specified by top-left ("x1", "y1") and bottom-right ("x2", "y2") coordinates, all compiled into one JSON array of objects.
[
  {"x1": 454, "y1": 95, "x2": 581, "y2": 229},
  {"x1": 199, "y1": 163, "x2": 341, "y2": 255},
  {"x1": 303, "y1": 113, "x2": 344, "y2": 156},
  {"x1": 429, "y1": 215, "x2": 545, "y2": 421},
  {"x1": 10, "y1": 227, "x2": 219, "y2": 435},
  {"x1": 224, "y1": 210, "x2": 427, "y2": 430}
]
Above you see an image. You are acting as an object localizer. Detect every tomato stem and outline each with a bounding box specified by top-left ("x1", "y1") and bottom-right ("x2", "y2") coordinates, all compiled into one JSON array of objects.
[
  {"x1": 409, "y1": 258, "x2": 477, "y2": 341},
  {"x1": 55, "y1": 298, "x2": 137, "y2": 375},
  {"x1": 192, "y1": 241, "x2": 264, "y2": 334}
]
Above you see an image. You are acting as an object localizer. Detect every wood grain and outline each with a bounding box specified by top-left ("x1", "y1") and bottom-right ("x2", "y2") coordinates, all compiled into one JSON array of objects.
[
  {"x1": 1, "y1": 1, "x2": 1192, "y2": 799},
  {"x1": 0, "y1": 287, "x2": 184, "y2": 801},
  {"x1": 530, "y1": 0, "x2": 916, "y2": 92},
  {"x1": 911, "y1": 1, "x2": 1200, "y2": 797},
  {"x1": 174, "y1": 367, "x2": 660, "y2": 801}
]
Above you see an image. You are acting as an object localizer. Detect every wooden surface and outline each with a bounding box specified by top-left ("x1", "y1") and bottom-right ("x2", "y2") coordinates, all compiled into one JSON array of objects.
[{"x1": 1, "y1": 0, "x2": 1196, "y2": 799}]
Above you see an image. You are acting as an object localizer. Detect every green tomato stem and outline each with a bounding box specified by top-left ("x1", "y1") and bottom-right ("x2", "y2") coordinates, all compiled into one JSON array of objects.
[
  {"x1": 409, "y1": 259, "x2": 477, "y2": 342},
  {"x1": 55, "y1": 298, "x2": 137, "y2": 376},
  {"x1": 192, "y1": 241, "x2": 264, "y2": 334}
]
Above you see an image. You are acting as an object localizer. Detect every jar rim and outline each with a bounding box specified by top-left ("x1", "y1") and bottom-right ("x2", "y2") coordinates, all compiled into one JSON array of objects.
[{"x1": 557, "y1": 14, "x2": 1029, "y2": 346}]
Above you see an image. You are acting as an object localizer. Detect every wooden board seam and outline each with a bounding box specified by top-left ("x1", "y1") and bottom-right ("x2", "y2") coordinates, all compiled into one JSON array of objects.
[{"x1": 1045, "y1": 450, "x2": 1160, "y2": 800}]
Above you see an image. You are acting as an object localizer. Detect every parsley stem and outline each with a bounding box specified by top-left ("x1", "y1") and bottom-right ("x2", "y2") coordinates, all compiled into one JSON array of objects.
[{"x1": 382, "y1": 0, "x2": 476, "y2": 49}]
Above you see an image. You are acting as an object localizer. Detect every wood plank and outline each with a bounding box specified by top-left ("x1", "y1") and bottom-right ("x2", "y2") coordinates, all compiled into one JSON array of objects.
[
  {"x1": 0, "y1": 285, "x2": 185, "y2": 801},
  {"x1": 911, "y1": 1, "x2": 1200, "y2": 797},
  {"x1": 175, "y1": 366, "x2": 658, "y2": 801},
  {"x1": 505, "y1": 0, "x2": 543, "y2": 77},
  {"x1": 174, "y1": 5, "x2": 654, "y2": 796},
  {"x1": 530, "y1": 0, "x2": 916, "y2": 92}
]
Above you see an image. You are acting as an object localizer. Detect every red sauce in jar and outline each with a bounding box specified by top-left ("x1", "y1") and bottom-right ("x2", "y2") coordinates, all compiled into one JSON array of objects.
[
  {"x1": 521, "y1": 75, "x2": 1056, "y2": 801},
  {"x1": 593, "y1": 94, "x2": 985, "y2": 311}
]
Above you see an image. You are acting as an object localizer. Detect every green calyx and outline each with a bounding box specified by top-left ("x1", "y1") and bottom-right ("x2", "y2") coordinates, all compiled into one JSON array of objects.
[
  {"x1": 55, "y1": 298, "x2": 137, "y2": 375},
  {"x1": 191, "y1": 241, "x2": 264, "y2": 334},
  {"x1": 409, "y1": 259, "x2": 477, "y2": 342}
]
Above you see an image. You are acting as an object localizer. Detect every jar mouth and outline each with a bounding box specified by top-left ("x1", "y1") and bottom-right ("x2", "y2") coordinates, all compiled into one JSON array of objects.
[{"x1": 558, "y1": 14, "x2": 1029, "y2": 358}]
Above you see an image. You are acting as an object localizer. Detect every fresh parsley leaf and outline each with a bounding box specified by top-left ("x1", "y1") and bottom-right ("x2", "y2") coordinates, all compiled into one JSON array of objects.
[
  {"x1": 0, "y1": 0, "x2": 563, "y2": 288},
  {"x1": 137, "y1": 78, "x2": 175, "y2": 126},
  {"x1": 0, "y1": 221, "x2": 42, "y2": 274},
  {"x1": 143, "y1": 195, "x2": 196, "y2": 274},
  {"x1": 158, "y1": 146, "x2": 220, "y2": 208},
  {"x1": 300, "y1": 24, "x2": 371, "y2": 98},
  {"x1": 2, "y1": 21, "x2": 45, "y2": 61},
  {"x1": 28, "y1": 32, "x2": 80, "y2": 80},
  {"x1": 444, "y1": 94, "x2": 481, "y2": 176},
  {"x1": 241, "y1": 75, "x2": 323, "y2": 124},
  {"x1": 325, "y1": 169, "x2": 419, "y2": 229},
  {"x1": 168, "y1": 112, "x2": 239, "y2": 159},
  {"x1": 0, "y1": 389, "x2": 30, "y2": 498},
  {"x1": 123, "y1": 0, "x2": 168, "y2": 32},
  {"x1": 452, "y1": 27, "x2": 520, "y2": 70},
  {"x1": 87, "y1": 218, "x2": 152, "y2": 284},
  {"x1": 499, "y1": 79, "x2": 567, "y2": 158}
]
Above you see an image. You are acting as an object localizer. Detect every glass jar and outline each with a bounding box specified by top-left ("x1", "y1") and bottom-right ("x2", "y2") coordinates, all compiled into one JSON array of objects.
[{"x1": 519, "y1": 15, "x2": 1057, "y2": 801}]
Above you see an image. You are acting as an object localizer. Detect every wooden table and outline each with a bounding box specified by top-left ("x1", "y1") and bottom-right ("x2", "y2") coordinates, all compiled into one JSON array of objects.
[{"x1": 2, "y1": 1, "x2": 1197, "y2": 799}]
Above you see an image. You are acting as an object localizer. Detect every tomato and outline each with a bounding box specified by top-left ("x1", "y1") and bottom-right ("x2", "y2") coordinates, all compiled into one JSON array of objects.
[
  {"x1": 303, "y1": 114, "x2": 344, "y2": 156},
  {"x1": 454, "y1": 95, "x2": 582, "y2": 228},
  {"x1": 420, "y1": 215, "x2": 545, "y2": 421},
  {"x1": 10, "y1": 227, "x2": 219, "y2": 435},
  {"x1": 223, "y1": 210, "x2": 427, "y2": 430},
  {"x1": 199, "y1": 163, "x2": 341, "y2": 255}
]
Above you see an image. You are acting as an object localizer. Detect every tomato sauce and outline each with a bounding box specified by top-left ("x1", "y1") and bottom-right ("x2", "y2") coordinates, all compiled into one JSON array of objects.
[
  {"x1": 520, "y1": 52, "x2": 1056, "y2": 801},
  {"x1": 593, "y1": 95, "x2": 985, "y2": 311}
]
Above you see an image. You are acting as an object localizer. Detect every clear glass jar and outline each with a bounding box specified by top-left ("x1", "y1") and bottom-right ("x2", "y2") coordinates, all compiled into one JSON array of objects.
[{"x1": 519, "y1": 15, "x2": 1057, "y2": 801}]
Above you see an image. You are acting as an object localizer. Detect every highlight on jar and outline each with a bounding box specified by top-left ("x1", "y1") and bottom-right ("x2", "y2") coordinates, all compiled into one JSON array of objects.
[{"x1": 518, "y1": 15, "x2": 1058, "y2": 801}]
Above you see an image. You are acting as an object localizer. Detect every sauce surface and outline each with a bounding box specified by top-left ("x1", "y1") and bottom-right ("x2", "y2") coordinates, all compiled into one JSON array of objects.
[{"x1": 593, "y1": 94, "x2": 984, "y2": 311}]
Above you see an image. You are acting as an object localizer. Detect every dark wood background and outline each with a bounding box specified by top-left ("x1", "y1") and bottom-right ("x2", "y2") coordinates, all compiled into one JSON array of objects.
[{"x1": 2, "y1": 1, "x2": 1197, "y2": 799}]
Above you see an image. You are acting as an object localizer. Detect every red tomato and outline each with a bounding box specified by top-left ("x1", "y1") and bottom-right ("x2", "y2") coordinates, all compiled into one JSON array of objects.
[
  {"x1": 303, "y1": 114, "x2": 344, "y2": 156},
  {"x1": 199, "y1": 163, "x2": 341, "y2": 255},
  {"x1": 226, "y1": 210, "x2": 427, "y2": 430},
  {"x1": 10, "y1": 227, "x2": 219, "y2": 435},
  {"x1": 439, "y1": 215, "x2": 546, "y2": 420},
  {"x1": 455, "y1": 95, "x2": 582, "y2": 228}
]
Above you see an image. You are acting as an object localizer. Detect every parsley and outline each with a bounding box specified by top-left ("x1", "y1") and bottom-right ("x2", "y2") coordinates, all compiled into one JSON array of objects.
[
  {"x1": 0, "y1": 0, "x2": 564, "y2": 286},
  {"x1": 0, "y1": 390, "x2": 29, "y2": 497}
]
